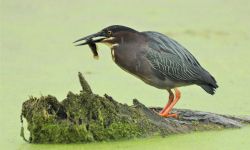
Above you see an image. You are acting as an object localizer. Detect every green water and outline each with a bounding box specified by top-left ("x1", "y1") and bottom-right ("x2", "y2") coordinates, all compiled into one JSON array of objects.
[{"x1": 1, "y1": 0, "x2": 250, "y2": 149}]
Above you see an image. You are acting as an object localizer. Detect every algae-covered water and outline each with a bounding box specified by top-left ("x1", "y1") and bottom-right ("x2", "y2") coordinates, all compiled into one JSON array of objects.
[{"x1": 1, "y1": 0, "x2": 250, "y2": 149}]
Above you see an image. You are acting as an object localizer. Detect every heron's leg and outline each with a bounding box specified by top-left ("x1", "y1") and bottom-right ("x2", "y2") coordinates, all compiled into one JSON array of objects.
[
  {"x1": 159, "y1": 90, "x2": 174, "y2": 114},
  {"x1": 160, "y1": 88, "x2": 181, "y2": 118}
]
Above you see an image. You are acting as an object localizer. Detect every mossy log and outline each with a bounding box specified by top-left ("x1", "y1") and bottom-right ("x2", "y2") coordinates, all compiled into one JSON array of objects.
[{"x1": 21, "y1": 72, "x2": 250, "y2": 143}]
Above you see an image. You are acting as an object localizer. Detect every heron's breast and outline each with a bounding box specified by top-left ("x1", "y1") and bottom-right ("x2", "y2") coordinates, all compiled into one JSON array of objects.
[{"x1": 112, "y1": 47, "x2": 140, "y2": 74}]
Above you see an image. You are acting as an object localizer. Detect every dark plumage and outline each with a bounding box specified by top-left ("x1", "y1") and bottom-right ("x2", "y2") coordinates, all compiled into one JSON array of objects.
[
  {"x1": 143, "y1": 31, "x2": 218, "y2": 94},
  {"x1": 74, "y1": 25, "x2": 218, "y2": 118}
]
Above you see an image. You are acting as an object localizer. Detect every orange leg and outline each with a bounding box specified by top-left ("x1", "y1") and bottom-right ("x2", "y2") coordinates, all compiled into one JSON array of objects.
[
  {"x1": 159, "y1": 90, "x2": 174, "y2": 114},
  {"x1": 160, "y1": 88, "x2": 181, "y2": 118}
]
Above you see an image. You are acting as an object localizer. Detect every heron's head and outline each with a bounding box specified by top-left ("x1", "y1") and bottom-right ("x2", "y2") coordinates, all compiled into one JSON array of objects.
[{"x1": 74, "y1": 25, "x2": 138, "y2": 48}]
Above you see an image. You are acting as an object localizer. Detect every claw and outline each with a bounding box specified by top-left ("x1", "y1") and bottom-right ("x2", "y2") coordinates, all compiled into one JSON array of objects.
[{"x1": 159, "y1": 113, "x2": 178, "y2": 118}]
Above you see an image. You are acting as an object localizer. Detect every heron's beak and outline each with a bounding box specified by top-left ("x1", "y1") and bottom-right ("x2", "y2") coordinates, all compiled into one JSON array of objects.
[{"x1": 73, "y1": 31, "x2": 106, "y2": 46}]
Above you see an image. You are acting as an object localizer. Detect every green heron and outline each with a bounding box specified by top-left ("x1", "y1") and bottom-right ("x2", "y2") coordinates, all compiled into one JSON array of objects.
[{"x1": 74, "y1": 25, "x2": 218, "y2": 118}]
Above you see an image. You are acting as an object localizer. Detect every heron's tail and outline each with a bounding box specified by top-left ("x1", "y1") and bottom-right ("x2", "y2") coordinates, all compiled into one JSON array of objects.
[
  {"x1": 199, "y1": 74, "x2": 218, "y2": 95},
  {"x1": 200, "y1": 84, "x2": 217, "y2": 95}
]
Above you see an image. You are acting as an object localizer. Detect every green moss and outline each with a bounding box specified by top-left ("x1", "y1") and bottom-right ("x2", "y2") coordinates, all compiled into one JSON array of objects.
[
  {"x1": 21, "y1": 92, "x2": 158, "y2": 143},
  {"x1": 28, "y1": 122, "x2": 94, "y2": 143},
  {"x1": 21, "y1": 73, "x2": 239, "y2": 143}
]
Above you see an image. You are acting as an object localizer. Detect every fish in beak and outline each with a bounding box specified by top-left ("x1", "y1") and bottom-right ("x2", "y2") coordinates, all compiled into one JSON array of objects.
[{"x1": 73, "y1": 31, "x2": 107, "y2": 59}]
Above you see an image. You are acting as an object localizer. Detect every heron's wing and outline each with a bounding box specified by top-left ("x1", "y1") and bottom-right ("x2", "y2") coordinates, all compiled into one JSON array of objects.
[
  {"x1": 146, "y1": 50, "x2": 203, "y2": 82},
  {"x1": 143, "y1": 31, "x2": 201, "y2": 67}
]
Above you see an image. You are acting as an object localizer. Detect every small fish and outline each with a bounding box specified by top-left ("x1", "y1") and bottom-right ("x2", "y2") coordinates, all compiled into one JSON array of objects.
[{"x1": 87, "y1": 39, "x2": 99, "y2": 59}]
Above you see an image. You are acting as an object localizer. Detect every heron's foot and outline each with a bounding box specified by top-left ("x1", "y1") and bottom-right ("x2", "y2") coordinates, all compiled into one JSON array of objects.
[{"x1": 159, "y1": 112, "x2": 178, "y2": 118}]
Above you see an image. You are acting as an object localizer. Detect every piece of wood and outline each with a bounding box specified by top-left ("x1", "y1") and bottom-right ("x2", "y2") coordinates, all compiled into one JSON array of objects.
[{"x1": 20, "y1": 72, "x2": 250, "y2": 143}]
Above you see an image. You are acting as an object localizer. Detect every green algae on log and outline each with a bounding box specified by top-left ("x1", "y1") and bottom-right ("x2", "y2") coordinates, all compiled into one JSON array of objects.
[{"x1": 21, "y1": 72, "x2": 250, "y2": 143}]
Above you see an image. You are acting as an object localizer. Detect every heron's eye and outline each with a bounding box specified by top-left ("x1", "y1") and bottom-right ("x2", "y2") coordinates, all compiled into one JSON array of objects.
[{"x1": 107, "y1": 31, "x2": 112, "y2": 36}]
